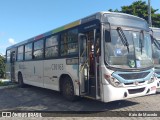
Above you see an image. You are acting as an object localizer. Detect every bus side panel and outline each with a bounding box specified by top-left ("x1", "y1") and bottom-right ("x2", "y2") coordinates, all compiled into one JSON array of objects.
[
  {"x1": 6, "y1": 62, "x2": 11, "y2": 80},
  {"x1": 43, "y1": 59, "x2": 79, "y2": 96},
  {"x1": 43, "y1": 59, "x2": 60, "y2": 90},
  {"x1": 15, "y1": 61, "x2": 44, "y2": 88},
  {"x1": 15, "y1": 61, "x2": 22, "y2": 82},
  {"x1": 66, "y1": 61, "x2": 79, "y2": 96},
  {"x1": 24, "y1": 61, "x2": 44, "y2": 88},
  {"x1": 22, "y1": 61, "x2": 35, "y2": 85},
  {"x1": 32, "y1": 61, "x2": 44, "y2": 88}
]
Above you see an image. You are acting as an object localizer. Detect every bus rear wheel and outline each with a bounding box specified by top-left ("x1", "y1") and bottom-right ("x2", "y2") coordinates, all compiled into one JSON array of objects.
[
  {"x1": 62, "y1": 77, "x2": 76, "y2": 101},
  {"x1": 18, "y1": 73, "x2": 24, "y2": 88}
]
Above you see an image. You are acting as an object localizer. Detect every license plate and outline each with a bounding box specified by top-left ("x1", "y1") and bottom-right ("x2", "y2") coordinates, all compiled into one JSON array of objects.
[{"x1": 151, "y1": 86, "x2": 156, "y2": 91}]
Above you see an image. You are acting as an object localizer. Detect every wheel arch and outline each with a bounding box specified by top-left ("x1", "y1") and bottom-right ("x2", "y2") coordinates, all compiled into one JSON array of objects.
[
  {"x1": 17, "y1": 71, "x2": 22, "y2": 82},
  {"x1": 59, "y1": 74, "x2": 75, "y2": 93},
  {"x1": 18, "y1": 71, "x2": 22, "y2": 76}
]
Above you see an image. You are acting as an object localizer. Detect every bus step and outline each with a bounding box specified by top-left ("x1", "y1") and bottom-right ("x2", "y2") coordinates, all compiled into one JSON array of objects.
[
  {"x1": 89, "y1": 86, "x2": 96, "y2": 98},
  {"x1": 89, "y1": 78, "x2": 96, "y2": 86},
  {"x1": 89, "y1": 76, "x2": 95, "y2": 78},
  {"x1": 81, "y1": 92, "x2": 88, "y2": 96}
]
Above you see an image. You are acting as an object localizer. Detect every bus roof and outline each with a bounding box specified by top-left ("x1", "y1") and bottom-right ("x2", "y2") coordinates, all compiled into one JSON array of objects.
[
  {"x1": 6, "y1": 11, "x2": 147, "y2": 50},
  {"x1": 150, "y1": 27, "x2": 160, "y2": 31}
]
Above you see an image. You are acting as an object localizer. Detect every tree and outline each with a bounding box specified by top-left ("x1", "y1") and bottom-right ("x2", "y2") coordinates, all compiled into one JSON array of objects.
[
  {"x1": 109, "y1": 0, "x2": 160, "y2": 27},
  {"x1": 0, "y1": 55, "x2": 5, "y2": 78}
]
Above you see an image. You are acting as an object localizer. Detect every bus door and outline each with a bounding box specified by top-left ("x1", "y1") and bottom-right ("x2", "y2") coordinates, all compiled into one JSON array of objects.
[
  {"x1": 79, "y1": 29, "x2": 100, "y2": 99},
  {"x1": 79, "y1": 33, "x2": 89, "y2": 94},
  {"x1": 10, "y1": 51, "x2": 16, "y2": 82}
]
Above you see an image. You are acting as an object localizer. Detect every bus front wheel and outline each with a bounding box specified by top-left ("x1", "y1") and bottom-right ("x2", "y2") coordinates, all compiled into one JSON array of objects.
[
  {"x1": 62, "y1": 77, "x2": 76, "y2": 101},
  {"x1": 18, "y1": 73, "x2": 24, "y2": 88}
]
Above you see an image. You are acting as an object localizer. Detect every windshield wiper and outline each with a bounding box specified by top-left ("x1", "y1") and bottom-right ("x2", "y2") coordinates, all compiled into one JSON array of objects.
[
  {"x1": 150, "y1": 29, "x2": 160, "y2": 50},
  {"x1": 152, "y1": 36, "x2": 160, "y2": 50},
  {"x1": 117, "y1": 27, "x2": 129, "y2": 53},
  {"x1": 140, "y1": 30, "x2": 144, "y2": 54}
]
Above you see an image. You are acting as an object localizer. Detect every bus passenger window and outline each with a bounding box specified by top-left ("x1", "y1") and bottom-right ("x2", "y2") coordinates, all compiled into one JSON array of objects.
[
  {"x1": 60, "y1": 29, "x2": 78, "y2": 56},
  {"x1": 25, "y1": 43, "x2": 32, "y2": 60},
  {"x1": 6, "y1": 50, "x2": 10, "y2": 63},
  {"x1": 33, "y1": 39, "x2": 44, "y2": 59},
  {"x1": 17, "y1": 46, "x2": 24, "y2": 61},
  {"x1": 45, "y1": 35, "x2": 59, "y2": 58}
]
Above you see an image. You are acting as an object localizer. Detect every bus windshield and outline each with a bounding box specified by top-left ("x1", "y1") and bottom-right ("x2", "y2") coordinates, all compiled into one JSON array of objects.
[
  {"x1": 152, "y1": 30, "x2": 160, "y2": 68},
  {"x1": 153, "y1": 31, "x2": 160, "y2": 40},
  {"x1": 103, "y1": 13, "x2": 149, "y2": 30},
  {"x1": 105, "y1": 29, "x2": 153, "y2": 69}
]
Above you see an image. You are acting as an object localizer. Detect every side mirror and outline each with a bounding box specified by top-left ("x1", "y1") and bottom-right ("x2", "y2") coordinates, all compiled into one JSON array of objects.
[
  {"x1": 105, "y1": 30, "x2": 111, "y2": 42},
  {"x1": 150, "y1": 35, "x2": 154, "y2": 44}
]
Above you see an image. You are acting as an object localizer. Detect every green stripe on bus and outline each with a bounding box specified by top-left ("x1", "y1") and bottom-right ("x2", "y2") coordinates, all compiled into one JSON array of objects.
[
  {"x1": 64, "y1": 20, "x2": 80, "y2": 29},
  {"x1": 52, "y1": 26, "x2": 64, "y2": 34},
  {"x1": 52, "y1": 20, "x2": 80, "y2": 34}
]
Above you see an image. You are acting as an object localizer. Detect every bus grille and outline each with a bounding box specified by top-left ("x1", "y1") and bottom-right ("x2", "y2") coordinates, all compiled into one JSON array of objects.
[
  {"x1": 155, "y1": 72, "x2": 160, "y2": 75},
  {"x1": 118, "y1": 72, "x2": 150, "y2": 80},
  {"x1": 128, "y1": 87, "x2": 145, "y2": 94},
  {"x1": 124, "y1": 81, "x2": 145, "y2": 85}
]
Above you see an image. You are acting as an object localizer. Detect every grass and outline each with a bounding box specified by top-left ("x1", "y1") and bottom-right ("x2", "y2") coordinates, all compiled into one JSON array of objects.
[
  {"x1": 0, "y1": 79, "x2": 11, "y2": 86},
  {"x1": 0, "y1": 80, "x2": 5, "y2": 86}
]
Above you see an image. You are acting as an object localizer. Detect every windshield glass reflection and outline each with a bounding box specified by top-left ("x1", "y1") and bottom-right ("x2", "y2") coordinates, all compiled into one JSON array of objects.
[
  {"x1": 105, "y1": 30, "x2": 153, "y2": 69},
  {"x1": 152, "y1": 30, "x2": 160, "y2": 68}
]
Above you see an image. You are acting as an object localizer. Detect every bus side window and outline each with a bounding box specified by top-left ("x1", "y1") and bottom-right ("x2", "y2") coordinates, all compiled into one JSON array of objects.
[
  {"x1": 6, "y1": 50, "x2": 10, "y2": 63},
  {"x1": 60, "y1": 28, "x2": 78, "y2": 56},
  {"x1": 17, "y1": 46, "x2": 24, "y2": 61},
  {"x1": 33, "y1": 39, "x2": 44, "y2": 59},
  {"x1": 25, "y1": 43, "x2": 33, "y2": 60},
  {"x1": 11, "y1": 52, "x2": 15, "y2": 63}
]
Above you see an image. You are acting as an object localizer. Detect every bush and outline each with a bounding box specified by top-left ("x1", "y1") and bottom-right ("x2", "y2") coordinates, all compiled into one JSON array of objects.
[{"x1": 0, "y1": 55, "x2": 5, "y2": 78}]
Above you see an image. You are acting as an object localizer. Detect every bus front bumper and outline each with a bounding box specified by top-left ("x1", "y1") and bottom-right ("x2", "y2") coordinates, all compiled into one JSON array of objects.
[{"x1": 102, "y1": 81, "x2": 157, "y2": 103}]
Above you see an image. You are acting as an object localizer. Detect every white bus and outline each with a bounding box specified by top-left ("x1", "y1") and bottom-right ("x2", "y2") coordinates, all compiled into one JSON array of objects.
[
  {"x1": 150, "y1": 27, "x2": 160, "y2": 88},
  {"x1": 6, "y1": 12, "x2": 157, "y2": 102}
]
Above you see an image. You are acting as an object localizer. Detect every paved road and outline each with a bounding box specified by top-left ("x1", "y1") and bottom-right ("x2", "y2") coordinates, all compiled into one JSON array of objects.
[{"x1": 0, "y1": 85, "x2": 160, "y2": 119}]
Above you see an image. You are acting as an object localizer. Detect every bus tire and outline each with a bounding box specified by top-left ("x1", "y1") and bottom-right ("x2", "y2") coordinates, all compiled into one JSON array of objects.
[
  {"x1": 62, "y1": 77, "x2": 76, "y2": 101},
  {"x1": 18, "y1": 73, "x2": 24, "y2": 88}
]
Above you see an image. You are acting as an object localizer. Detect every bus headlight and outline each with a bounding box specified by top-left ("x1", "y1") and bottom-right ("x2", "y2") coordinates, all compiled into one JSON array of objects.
[
  {"x1": 104, "y1": 74, "x2": 123, "y2": 87},
  {"x1": 148, "y1": 77, "x2": 155, "y2": 84}
]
